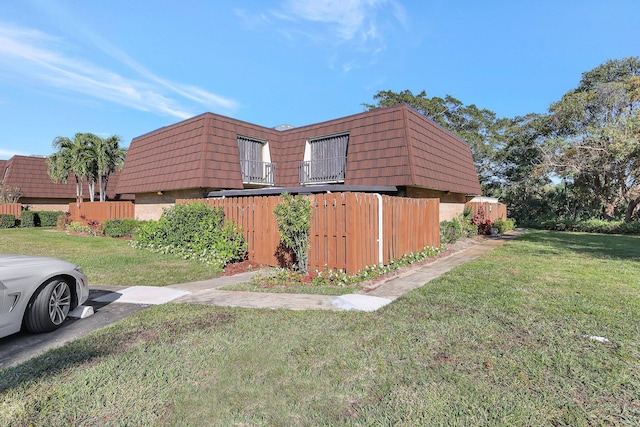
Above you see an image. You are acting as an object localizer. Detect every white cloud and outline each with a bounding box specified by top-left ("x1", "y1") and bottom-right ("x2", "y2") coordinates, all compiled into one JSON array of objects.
[
  {"x1": 0, "y1": 23, "x2": 239, "y2": 119},
  {"x1": 274, "y1": 0, "x2": 406, "y2": 45}
]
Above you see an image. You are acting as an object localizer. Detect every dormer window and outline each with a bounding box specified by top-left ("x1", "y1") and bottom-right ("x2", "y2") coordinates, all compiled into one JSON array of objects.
[
  {"x1": 238, "y1": 135, "x2": 275, "y2": 186},
  {"x1": 300, "y1": 133, "x2": 348, "y2": 184}
]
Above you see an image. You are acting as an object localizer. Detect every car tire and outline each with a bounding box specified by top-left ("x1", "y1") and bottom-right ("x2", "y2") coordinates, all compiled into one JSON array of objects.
[{"x1": 24, "y1": 278, "x2": 72, "y2": 333}]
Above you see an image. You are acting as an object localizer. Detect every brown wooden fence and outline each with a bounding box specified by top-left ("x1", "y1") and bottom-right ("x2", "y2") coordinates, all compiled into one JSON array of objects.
[
  {"x1": 0, "y1": 203, "x2": 22, "y2": 219},
  {"x1": 178, "y1": 193, "x2": 439, "y2": 274},
  {"x1": 68, "y1": 202, "x2": 135, "y2": 224},
  {"x1": 465, "y1": 201, "x2": 507, "y2": 222}
]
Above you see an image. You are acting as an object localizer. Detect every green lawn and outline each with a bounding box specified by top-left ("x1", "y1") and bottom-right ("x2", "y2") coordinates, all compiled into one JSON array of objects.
[
  {"x1": 0, "y1": 228, "x2": 221, "y2": 286},
  {"x1": 1, "y1": 230, "x2": 639, "y2": 426}
]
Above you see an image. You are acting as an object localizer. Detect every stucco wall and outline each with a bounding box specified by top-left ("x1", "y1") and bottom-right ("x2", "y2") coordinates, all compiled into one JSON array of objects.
[
  {"x1": 134, "y1": 189, "x2": 208, "y2": 220},
  {"x1": 20, "y1": 198, "x2": 73, "y2": 212},
  {"x1": 405, "y1": 187, "x2": 467, "y2": 221}
]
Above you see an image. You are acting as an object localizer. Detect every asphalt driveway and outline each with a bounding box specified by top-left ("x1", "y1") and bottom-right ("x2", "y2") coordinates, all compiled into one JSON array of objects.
[{"x1": 0, "y1": 288, "x2": 149, "y2": 369}]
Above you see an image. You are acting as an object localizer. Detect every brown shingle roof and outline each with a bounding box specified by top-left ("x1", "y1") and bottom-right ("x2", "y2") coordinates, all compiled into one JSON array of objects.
[
  {"x1": 116, "y1": 105, "x2": 481, "y2": 196},
  {"x1": 1, "y1": 155, "x2": 122, "y2": 200}
]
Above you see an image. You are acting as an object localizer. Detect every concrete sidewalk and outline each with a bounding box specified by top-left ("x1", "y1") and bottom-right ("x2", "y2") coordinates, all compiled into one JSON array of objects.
[{"x1": 90, "y1": 230, "x2": 524, "y2": 312}]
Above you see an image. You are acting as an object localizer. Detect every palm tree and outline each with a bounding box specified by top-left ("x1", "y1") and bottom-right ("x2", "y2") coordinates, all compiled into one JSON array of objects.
[
  {"x1": 47, "y1": 133, "x2": 95, "y2": 204},
  {"x1": 90, "y1": 135, "x2": 127, "y2": 202}
]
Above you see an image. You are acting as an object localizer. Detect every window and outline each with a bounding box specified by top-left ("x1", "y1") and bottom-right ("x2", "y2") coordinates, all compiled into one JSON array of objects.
[
  {"x1": 237, "y1": 136, "x2": 274, "y2": 185},
  {"x1": 300, "y1": 133, "x2": 348, "y2": 184}
]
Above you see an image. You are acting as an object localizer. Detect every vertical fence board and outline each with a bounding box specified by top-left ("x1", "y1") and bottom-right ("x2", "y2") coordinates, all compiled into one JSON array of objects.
[
  {"x1": 0, "y1": 203, "x2": 22, "y2": 219},
  {"x1": 69, "y1": 202, "x2": 135, "y2": 224},
  {"x1": 465, "y1": 202, "x2": 507, "y2": 223}
]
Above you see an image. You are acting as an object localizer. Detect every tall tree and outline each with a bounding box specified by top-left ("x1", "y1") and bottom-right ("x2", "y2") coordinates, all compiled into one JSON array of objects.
[
  {"x1": 364, "y1": 90, "x2": 503, "y2": 191},
  {"x1": 90, "y1": 135, "x2": 127, "y2": 202},
  {"x1": 541, "y1": 57, "x2": 640, "y2": 221},
  {"x1": 491, "y1": 113, "x2": 554, "y2": 221},
  {"x1": 47, "y1": 133, "x2": 95, "y2": 204}
]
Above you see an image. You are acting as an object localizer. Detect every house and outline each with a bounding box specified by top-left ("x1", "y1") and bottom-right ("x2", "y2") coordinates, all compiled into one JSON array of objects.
[
  {"x1": 0, "y1": 155, "x2": 126, "y2": 211},
  {"x1": 115, "y1": 104, "x2": 481, "y2": 220}
]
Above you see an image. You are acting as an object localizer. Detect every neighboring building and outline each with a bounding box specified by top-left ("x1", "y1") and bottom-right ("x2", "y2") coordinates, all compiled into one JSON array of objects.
[
  {"x1": 116, "y1": 104, "x2": 481, "y2": 220},
  {"x1": 0, "y1": 155, "x2": 126, "y2": 211}
]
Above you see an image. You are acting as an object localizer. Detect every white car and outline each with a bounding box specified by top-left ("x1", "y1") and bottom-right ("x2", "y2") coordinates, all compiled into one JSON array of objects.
[{"x1": 0, "y1": 255, "x2": 89, "y2": 338}]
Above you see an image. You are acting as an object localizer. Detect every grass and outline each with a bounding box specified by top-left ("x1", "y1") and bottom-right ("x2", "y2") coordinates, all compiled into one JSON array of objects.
[
  {"x1": 1, "y1": 230, "x2": 640, "y2": 425},
  {"x1": 222, "y1": 268, "x2": 361, "y2": 295},
  {"x1": 222, "y1": 281, "x2": 361, "y2": 295},
  {"x1": 0, "y1": 228, "x2": 221, "y2": 286}
]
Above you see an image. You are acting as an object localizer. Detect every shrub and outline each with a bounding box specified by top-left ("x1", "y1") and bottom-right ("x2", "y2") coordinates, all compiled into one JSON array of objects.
[
  {"x1": 492, "y1": 218, "x2": 516, "y2": 234},
  {"x1": 616, "y1": 221, "x2": 640, "y2": 235},
  {"x1": 57, "y1": 212, "x2": 72, "y2": 230},
  {"x1": 39, "y1": 211, "x2": 64, "y2": 227},
  {"x1": 132, "y1": 202, "x2": 246, "y2": 271},
  {"x1": 440, "y1": 217, "x2": 463, "y2": 245},
  {"x1": 471, "y1": 206, "x2": 493, "y2": 235},
  {"x1": 536, "y1": 218, "x2": 640, "y2": 235},
  {"x1": 66, "y1": 221, "x2": 93, "y2": 234},
  {"x1": 0, "y1": 214, "x2": 16, "y2": 228},
  {"x1": 273, "y1": 193, "x2": 312, "y2": 274},
  {"x1": 18, "y1": 210, "x2": 64, "y2": 227},
  {"x1": 103, "y1": 218, "x2": 141, "y2": 238},
  {"x1": 20, "y1": 211, "x2": 39, "y2": 227},
  {"x1": 440, "y1": 209, "x2": 477, "y2": 245}
]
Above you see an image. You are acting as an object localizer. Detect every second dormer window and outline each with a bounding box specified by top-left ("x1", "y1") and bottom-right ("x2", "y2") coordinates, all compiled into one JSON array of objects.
[{"x1": 300, "y1": 132, "x2": 348, "y2": 184}]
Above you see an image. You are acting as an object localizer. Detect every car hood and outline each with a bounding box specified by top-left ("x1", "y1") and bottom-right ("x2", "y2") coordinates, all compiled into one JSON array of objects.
[{"x1": 0, "y1": 254, "x2": 77, "y2": 269}]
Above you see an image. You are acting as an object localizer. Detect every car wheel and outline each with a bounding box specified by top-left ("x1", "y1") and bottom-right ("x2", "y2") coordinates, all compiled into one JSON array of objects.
[{"x1": 24, "y1": 278, "x2": 72, "y2": 333}]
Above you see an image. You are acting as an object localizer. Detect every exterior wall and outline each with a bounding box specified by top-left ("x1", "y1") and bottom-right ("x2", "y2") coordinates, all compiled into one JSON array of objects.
[
  {"x1": 135, "y1": 189, "x2": 208, "y2": 220},
  {"x1": 405, "y1": 187, "x2": 466, "y2": 221},
  {"x1": 20, "y1": 198, "x2": 74, "y2": 212},
  {"x1": 439, "y1": 203, "x2": 466, "y2": 222}
]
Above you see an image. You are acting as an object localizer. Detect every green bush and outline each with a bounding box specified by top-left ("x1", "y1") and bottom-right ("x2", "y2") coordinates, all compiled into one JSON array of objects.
[
  {"x1": 616, "y1": 221, "x2": 640, "y2": 234},
  {"x1": 20, "y1": 211, "x2": 39, "y2": 227},
  {"x1": 440, "y1": 209, "x2": 477, "y2": 245},
  {"x1": 0, "y1": 214, "x2": 16, "y2": 228},
  {"x1": 66, "y1": 221, "x2": 93, "y2": 235},
  {"x1": 132, "y1": 202, "x2": 246, "y2": 271},
  {"x1": 440, "y1": 217, "x2": 463, "y2": 245},
  {"x1": 39, "y1": 211, "x2": 64, "y2": 227},
  {"x1": 273, "y1": 193, "x2": 311, "y2": 273},
  {"x1": 492, "y1": 217, "x2": 516, "y2": 234},
  {"x1": 103, "y1": 218, "x2": 141, "y2": 238},
  {"x1": 537, "y1": 218, "x2": 640, "y2": 235},
  {"x1": 19, "y1": 210, "x2": 64, "y2": 227}
]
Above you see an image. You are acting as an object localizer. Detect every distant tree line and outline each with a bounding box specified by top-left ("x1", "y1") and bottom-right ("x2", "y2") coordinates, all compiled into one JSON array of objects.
[
  {"x1": 47, "y1": 133, "x2": 127, "y2": 203},
  {"x1": 365, "y1": 57, "x2": 640, "y2": 225}
]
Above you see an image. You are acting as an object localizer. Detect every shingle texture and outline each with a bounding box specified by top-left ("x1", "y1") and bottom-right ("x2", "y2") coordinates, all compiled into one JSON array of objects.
[
  {"x1": 116, "y1": 105, "x2": 481, "y2": 196},
  {"x1": 1, "y1": 155, "x2": 122, "y2": 200}
]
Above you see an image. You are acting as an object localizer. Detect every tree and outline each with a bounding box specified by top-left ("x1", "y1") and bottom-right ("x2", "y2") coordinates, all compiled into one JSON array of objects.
[
  {"x1": 490, "y1": 113, "x2": 555, "y2": 222},
  {"x1": 0, "y1": 185, "x2": 22, "y2": 203},
  {"x1": 364, "y1": 90, "x2": 503, "y2": 191},
  {"x1": 47, "y1": 133, "x2": 127, "y2": 203},
  {"x1": 90, "y1": 135, "x2": 127, "y2": 202},
  {"x1": 541, "y1": 57, "x2": 640, "y2": 221},
  {"x1": 47, "y1": 133, "x2": 95, "y2": 204}
]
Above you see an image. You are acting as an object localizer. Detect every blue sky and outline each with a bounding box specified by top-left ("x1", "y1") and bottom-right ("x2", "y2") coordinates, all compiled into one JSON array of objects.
[{"x1": 1, "y1": 0, "x2": 638, "y2": 159}]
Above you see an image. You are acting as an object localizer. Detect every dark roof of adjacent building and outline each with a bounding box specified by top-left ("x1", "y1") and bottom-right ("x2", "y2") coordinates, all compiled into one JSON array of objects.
[
  {"x1": 116, "y1": 104, "x2": 482, "y2": 196},
  {"x1": 0, "y1": 155, "x2": 123, "y2": 200}
]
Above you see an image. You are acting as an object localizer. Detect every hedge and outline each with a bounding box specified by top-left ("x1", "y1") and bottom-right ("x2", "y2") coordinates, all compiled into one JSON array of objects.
[
  {"x1": 20, "y1": 211, "x2": 64, "y2": 228},
  {"x1": 0, "y1": 214, "x2": 16, "y2": 228}
]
